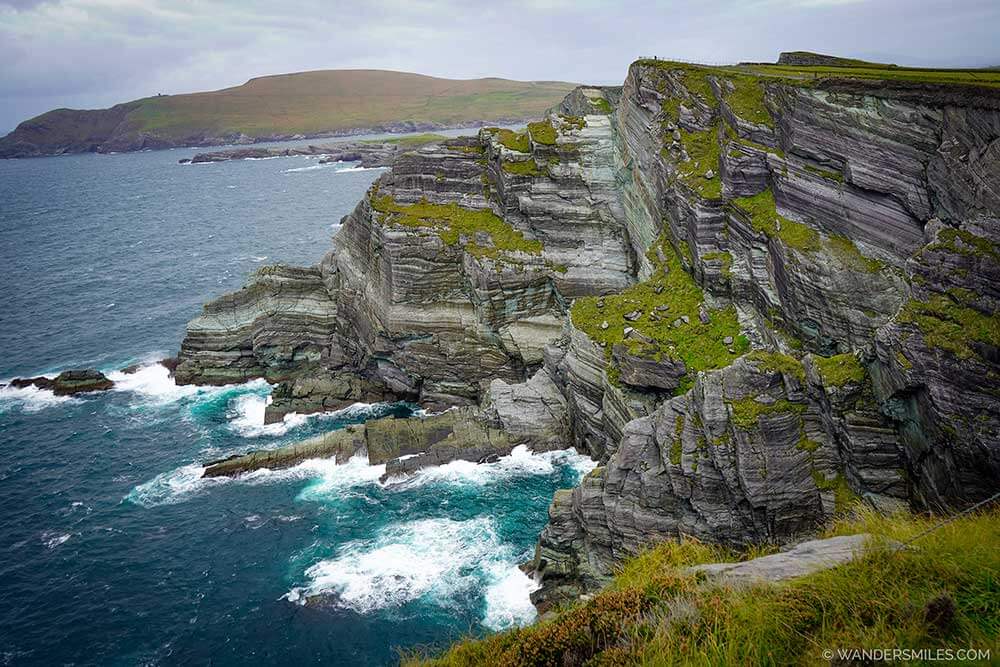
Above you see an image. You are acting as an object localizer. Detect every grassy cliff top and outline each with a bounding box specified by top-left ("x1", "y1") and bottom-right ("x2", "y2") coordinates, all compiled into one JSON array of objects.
[{"x1": 636, "y1": 57, "x2": 1000, "y2": 90}]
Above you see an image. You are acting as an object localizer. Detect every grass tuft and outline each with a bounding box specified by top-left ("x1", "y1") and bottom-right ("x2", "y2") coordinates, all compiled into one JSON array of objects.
[{"x1": 410, "y1": 507, "x2": 1000, "y2": 667}]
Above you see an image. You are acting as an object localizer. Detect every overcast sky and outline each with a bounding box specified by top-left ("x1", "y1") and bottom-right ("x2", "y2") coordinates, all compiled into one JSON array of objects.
[{"x1": 1, "y1": 0, "x2": 998, "y2": 133}]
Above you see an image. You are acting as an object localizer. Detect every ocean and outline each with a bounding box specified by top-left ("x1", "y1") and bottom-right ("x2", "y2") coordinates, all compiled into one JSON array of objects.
[{"x1": 0, "y1": 133, "x2": 593, "y2": 666}]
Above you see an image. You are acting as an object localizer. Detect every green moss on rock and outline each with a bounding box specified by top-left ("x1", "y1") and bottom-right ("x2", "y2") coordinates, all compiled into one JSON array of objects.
[
  {"x1": 527, "y1": 119, "x2": 557, "y2": 145},
  {"x1": 745, "y1": 350, "x2": 805, "y2": 382},
  {"x1": 803, "y1": 163, "x2": 845, "y2": 183},
  {"x1": 370, "y1": 192, "x2": 542, "y2": 259},
  {"x1": 899, "y1": 294, "x2": 1000, "y2": 360},
  {"x1": 701, "y1": 251, "x2": 732, "y2": 278},
  {"x1": 558, "y1": 114, "x2": 585, "y2": 131},
  {"x1": 732, "y1": 188, "x2": 821, "y2": 253},
  {"x1": 501, "y1": 159, "x2": 545, "y2": 177},
  {"x1": 591, "y1": 97, "x2": 613, "y2": 114},
  {"x1": 728, "y1": 397, "x2": 806, "y2": 430},
  {"x1": 724, "y1": 76, "x2": 773, "y2": 127},
  {"x1": 814, "y1": 353, "x2": 866, "y2": 387},
  {"x1": 570, "y1": 237, "x2": 748, "y2": 391},
  {"x1": 826, "y1": 235, "x2": 884, "y2": 273},
  {"x1": 796, "y1": 436, "x2": 821, "y2": 453},
  {"x1": 678, "y1": 126, "x2": 722, "y2": 199},
  {"x1": 490, "y1": 128, "x2": 530, "y2": 152},
  {"x1": 927, "y1": 227, "x2": 1000, "y2": 263}
]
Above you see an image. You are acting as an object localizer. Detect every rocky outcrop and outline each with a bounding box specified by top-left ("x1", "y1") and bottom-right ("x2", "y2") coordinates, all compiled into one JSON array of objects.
[
  {"x1": 178, "y1": 139, "x2": 427, "y2": 166},
  {"x1": 202, "y1": 406, "x2": 522, "y2": 481},
  {"x1": 8, "y1": 369, "x2": 114, "y2": 395},
  {"x1": 688, "y1": 533, "x2": 886, "y2": 585},
  {"x1": 176, "y1": 115, "x2": 633, "y2": 413},
  {"x1": 174, "y1": 264, "x2": 340, "y2": 386}
]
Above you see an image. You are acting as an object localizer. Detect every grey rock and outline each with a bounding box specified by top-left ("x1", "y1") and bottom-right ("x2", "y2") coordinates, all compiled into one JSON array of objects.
[
  {"x1": 689, "y1": 534, "x2": 888, "y2": 585},
  {"x1": 9, "y1": 369, "x2": 114, "y2": 396}
]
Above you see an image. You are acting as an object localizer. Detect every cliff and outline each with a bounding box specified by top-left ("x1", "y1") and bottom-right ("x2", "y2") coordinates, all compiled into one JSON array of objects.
[
  {"x1": 175, "y1": 57, "x2": 1000, "y2": 610},
  {"x1": 0, "y1": 70, "x2": 577, "y2": 158}
]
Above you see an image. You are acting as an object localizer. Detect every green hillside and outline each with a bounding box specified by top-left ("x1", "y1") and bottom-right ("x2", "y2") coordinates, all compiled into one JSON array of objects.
[
  {"x1": 0, "y1": 69, "x2": 579, "y2": 157},
  {"x1": 127, "y1": 69, "x2": 578, "y2": 136}
]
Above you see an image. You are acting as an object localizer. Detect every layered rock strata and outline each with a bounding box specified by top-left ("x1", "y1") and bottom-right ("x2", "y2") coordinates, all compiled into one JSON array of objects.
[
  {"x1": 177, "y1": 58, "x2": 1000, "y2": 608},
  {"x1": 176, "y1": 108, "x2": 631, "y2": 416}
]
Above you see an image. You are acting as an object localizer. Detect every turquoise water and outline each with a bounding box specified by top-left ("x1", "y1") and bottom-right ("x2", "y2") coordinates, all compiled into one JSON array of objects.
[{"x1": 0, "y1": 137, "x2": 592, "y2": 665}]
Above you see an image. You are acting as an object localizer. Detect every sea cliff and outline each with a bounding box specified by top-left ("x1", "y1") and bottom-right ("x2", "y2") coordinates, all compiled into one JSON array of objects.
[{"x1": 174, "y1": 53, "x2": 1000, "y2": 615}]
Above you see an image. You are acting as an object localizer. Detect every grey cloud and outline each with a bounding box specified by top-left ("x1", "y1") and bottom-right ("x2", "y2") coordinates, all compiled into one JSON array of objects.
[{"x1": 1, "y1": 0, "x2": 998, "y2": 133}]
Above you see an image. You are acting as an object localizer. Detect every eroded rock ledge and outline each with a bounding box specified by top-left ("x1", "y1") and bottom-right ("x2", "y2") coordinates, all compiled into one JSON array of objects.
[{"x1": 176, "y1": 57, "x2": 1000, "y2": 610}]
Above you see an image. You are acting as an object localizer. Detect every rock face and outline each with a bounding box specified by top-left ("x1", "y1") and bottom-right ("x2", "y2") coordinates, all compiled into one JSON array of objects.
[
  {"x1": 524, "y1": 60, "x2": 1000, "y2": 606},
  {"x1": 176, "y1": 111, "x2": 631, "y2": 414},
  {"x1": 177, "y1": 61, "x2": 999, "y2": 608},
  {"x1": 8, "y1": 369, "x2": 114, "y2": 395}
]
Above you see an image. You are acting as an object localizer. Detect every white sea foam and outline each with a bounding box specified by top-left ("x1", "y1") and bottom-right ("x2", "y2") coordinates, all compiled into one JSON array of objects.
[
  {"x1": 108, "y1": 362, "x2": 270, "y2": 408},
  {"x1": 127, "y1": 454, "x2": 380, "y2": 508},
  {"x1": 482, "y1": 562, "x2": 539, "y2": 630},
  {"x1": 335, "y1": 165, "x2": 388, "y2": 173},
  {"x1": 226, "y1": 393, "x2": 308, "y2": 437},
  {"x1": 0, "y1": 383, "x2": 79, "y2": 413},
  {"x1": 125, "y1": 463, "x2": 217, "y2": 507},
  {"x1": 295, "y1": 455, "x2": 386, "y2": 500},
  {"x1": 226, "y1": 394, "x2": 378, "y2": 438},
  {"x1": 389, "y1": 445, "x2": 596, "y2": 489},
  {"x1": 108, "y1": 363, "x2": 270, "y2": 414},
  {"x1": 41, "y1": 531, "x2": 72, "y2": 549},
  {"x1": 283, "y1": 164, "x2": 329, "y2": 173},
  {"x1": 285, "y1": 517, "x2": 500, "y2": 611}
]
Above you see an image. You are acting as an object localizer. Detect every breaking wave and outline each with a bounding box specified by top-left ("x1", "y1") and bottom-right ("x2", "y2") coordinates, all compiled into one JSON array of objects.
[
  {"x1": 388, "y1": 445, "x2": 596, "y2": 489},
  {"x1": 0, "y1": 382, "x2": 79, "y2": 413}
]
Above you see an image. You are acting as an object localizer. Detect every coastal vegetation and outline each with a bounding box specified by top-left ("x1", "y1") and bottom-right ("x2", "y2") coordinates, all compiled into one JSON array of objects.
[{"x1": 407, "y1": 508, "x2": 1000, "y2": 666}]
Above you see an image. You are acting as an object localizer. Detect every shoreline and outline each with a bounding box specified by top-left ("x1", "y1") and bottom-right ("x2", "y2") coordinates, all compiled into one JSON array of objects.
[{"x1": 0, "y1": 118, "x2": 538, "y2": 160}]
